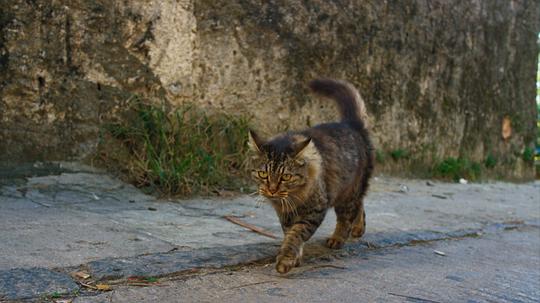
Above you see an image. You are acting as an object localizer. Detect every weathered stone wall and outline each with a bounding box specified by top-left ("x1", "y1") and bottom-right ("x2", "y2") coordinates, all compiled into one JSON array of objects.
[{"x1": 1, "y1": 0, "x2": 538, "y2": 179}]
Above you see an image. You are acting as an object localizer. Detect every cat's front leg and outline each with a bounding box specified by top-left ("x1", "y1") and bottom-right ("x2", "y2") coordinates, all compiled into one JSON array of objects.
[
  {"x1": 275, "y1": 243, "x2": 303, "y2": 274},
  {"x1": 276, "y1": 210, "x2": 326, "y2": 274}
]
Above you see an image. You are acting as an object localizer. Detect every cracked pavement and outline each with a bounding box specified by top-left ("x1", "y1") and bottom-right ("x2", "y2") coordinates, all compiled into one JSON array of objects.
[{"x1": 0, "y1": 163, "x2": 539, "y2": 302}]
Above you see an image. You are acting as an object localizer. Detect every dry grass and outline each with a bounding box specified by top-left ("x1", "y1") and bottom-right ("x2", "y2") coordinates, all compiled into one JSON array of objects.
[{"x1": 94, "y1": 96, "x2": 252, "y2": 196}]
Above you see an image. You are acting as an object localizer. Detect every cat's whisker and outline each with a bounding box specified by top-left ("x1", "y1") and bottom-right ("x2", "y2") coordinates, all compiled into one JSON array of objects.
[
  {"x1": 291, "y1": 200, "x2": 298, "y2": 218},
  {"x1": 286, "y1": 200, "x2": 294, "y2": 218},
  {"x1": 285, "y1": 198, "x2": 295, "y2": 218},
  {"x1": 280, "y1": 198, "x2": 288, "y2": 215},
  {"x1": 285, "y1": 198, "x2": 293, "y2": 217},
  {"x1": 286, "y1": 196, "x2": 299, "y2": 218},
  {"x1": 279, "y1": 198, "x2": 287, "y2": 215},
  {"x1": 281, "y1": 197, "x2": 295, "y2": 218},
  {"x1": 255, "y1": 195, "x2": 268, "y2": 209},
  {"x1": 255, "y1": 198, "x2": 262, "y2": 208}
]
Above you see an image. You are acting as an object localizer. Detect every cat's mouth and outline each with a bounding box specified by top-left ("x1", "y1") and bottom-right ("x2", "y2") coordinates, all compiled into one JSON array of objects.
[{"x1": 259, "y1": 189, "x2": 288, "y2": 199}]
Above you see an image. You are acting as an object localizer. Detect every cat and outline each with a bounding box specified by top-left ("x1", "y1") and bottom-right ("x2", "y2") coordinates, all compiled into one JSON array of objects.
[{"x1": 248, "y1": 78, "x2": 374, "y2": 274}]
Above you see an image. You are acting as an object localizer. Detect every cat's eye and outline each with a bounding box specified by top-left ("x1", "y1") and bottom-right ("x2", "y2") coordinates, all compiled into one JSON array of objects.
[
  {"x1": 257, "y1": 171, "x2": 268, "y2": 179},
  {"x1": 281, "y1": 174, "x2": 292, "y2": 181}
]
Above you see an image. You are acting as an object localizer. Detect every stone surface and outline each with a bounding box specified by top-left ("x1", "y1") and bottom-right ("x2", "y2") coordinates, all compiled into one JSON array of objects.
[
  {"x1": 86, "y1": 242, "x2": 279, "y2": 281},
  {"x1": 84, "y1": 221, "x2": 534, "y2": 281},
  {"x1": 1, "y1": 1, "x2": 538, "y2": 178},
  {"x1": 0, "y1": 268, "x2": 79, "y2": 301},
  {"x1": 1, "y1": 171, "x2": 539, "y2": 271},
  {"x1": 73, "y1": 227, "x2": 540, "y2": 303},
  {"x1": 0, "y1": 169, "x2": 539, "y2": 301}
]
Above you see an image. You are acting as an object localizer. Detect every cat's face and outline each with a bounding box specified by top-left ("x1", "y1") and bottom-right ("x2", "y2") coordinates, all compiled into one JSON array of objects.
[
  {"x1": 248, "y1": 131, "x2": 321, "y2": 200},
  {"x1": 251, "y1": 155, "x2": 309, "y2": 199}
]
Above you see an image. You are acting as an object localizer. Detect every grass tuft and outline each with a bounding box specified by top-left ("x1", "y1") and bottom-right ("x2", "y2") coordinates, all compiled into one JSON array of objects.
[
  {"x1": 522, "y1": 147, "x2": 534, "y2": 163},
  {"x1": 484, "y1": 154, "x2": 497, "y2": 169},
  {"x1": 375, "y1": 150, "x2": 386, "y2": 163},
  {"x1": 95, "y1": 96, "x2": 251, "y2": 196},
  {"x1": 434, "y1": 157, "x2": 482, "y2": 182},
  {"x1": 390, "y1": 149, "x2": 409, "y2": 161}
]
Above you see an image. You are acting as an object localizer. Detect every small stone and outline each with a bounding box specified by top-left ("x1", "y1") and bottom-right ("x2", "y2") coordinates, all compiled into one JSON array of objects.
[
  {"x1": 426, "y1": 181, "x2": 435, "y2": 186},
  {"x1": 399, "y1": 185, "x2": 409, "y2": 193},
  {"x1": 459, "y1": 178, "x2": 468, "y2": 185},
  {"x1": 148, "y1": 207, "x2": 157, "y2": 211},
  {"x1": 434, "y1": 250, "x2": 446, "y2": 256}
]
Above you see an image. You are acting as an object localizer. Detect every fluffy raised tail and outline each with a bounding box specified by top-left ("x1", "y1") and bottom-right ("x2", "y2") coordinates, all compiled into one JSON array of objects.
[{"x1": 308, "y1": 78, "x2": 368, "y2": 125}]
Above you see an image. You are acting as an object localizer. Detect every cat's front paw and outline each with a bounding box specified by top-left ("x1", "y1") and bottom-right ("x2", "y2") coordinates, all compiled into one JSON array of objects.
[
  {"x1": 275, "y1": 254, "x2": 300, "y2": 274},
  {"x1": 326, "y1": 236, "x2": 345, "y2": 249}
]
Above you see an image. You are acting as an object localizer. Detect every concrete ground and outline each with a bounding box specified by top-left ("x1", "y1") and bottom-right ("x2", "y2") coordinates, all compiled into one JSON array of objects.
[
  {"x1": 74, "y1": 227, "x2": 540, "y2": 303},
  {"x1": 0, "y1": 163, "x2": 539, "y2": 302}
]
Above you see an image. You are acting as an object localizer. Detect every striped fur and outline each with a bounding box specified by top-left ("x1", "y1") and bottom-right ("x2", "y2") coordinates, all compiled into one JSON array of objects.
[{"x1": 249, "y1": 78, "x2": 374, "y2": 274}]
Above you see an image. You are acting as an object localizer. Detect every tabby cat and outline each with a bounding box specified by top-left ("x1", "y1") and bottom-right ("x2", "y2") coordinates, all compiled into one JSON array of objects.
[{"x1": 248, "y1": 78, "x2": 374, "y2": 274}]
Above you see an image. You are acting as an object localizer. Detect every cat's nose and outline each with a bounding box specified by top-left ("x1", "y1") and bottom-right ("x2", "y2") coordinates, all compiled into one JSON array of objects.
[{"x1": 268, "y1": 186, "x2": 279, "y2": 195}]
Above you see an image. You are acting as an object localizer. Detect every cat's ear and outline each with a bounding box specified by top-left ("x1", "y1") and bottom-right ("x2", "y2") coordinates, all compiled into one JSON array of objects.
[
  {"x1": 294, "y1": 138, "x2": 322, "y2": 170},
  {"x1": 293, "y1": 137, "x2": 317, "y2": 160},
  {"x1": 248, "y1": 129, "x2": 264, "y2": 153}
]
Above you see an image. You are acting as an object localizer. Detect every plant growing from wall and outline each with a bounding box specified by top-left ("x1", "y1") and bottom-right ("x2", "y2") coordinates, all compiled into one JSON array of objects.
[{"x1": 95, "y1": 96, "x2": 252, "y2": 196}]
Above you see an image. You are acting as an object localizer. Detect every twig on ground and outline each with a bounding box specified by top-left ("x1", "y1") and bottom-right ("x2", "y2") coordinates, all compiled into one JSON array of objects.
[
  {"x1": 28, "y1": 199, "x2": 52, "y2": 208},
  {"x1": 306, "y1": 264, "x2": 346, "y2": 271},
  {"x1": 223, "y1": 215, "x2": 278, "y2": 239},
  {"x1": 388, "y1": 292, "x2": 443, "y2": 303},
  {"x1": 431, "y1": 194, "x2": 448, "y2": 199},
  {"x1": 126, "y1": 282, "x2": 167, "y2": 287},
  {"x1": 228, "y1": 280, "x2": 277, "y2": 289},
  {"x1": 126, "y1": 277, "x2": 165, "y2": 287},
  {"x1": 78, "y1": 281, "x2": 98, "y2": 290}
]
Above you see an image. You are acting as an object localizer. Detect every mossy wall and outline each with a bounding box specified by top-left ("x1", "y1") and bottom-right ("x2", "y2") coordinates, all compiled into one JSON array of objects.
[{"x1": 1, "y1": 0, "x2": 539, "y2": 179}]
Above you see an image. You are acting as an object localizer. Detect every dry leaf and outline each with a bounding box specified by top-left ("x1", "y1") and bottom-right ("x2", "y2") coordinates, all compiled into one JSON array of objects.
[
  {"x1": 96, "y1": 284, "x2": 112, "y2": 291},
  {"x1": 502, "y1": 116, "x2": 512, "y2": 140},
  {"x1": 72, "y1": 271, "x2": 91, "y2": 279}
]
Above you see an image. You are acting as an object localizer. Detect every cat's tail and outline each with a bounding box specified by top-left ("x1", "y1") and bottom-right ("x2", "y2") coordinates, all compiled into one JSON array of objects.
[{"x1": 308, "y1": 78, "x2": 368, "y2": 126}]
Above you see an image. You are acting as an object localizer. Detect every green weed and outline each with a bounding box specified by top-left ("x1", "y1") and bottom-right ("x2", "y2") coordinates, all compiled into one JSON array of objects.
[
  {"x1": 95, "y1": 96, "x2": 251, "y2": 196},
  {"x1": 522, "y1": 147, "x2": 534, "y2": 163},
  {"x1": 51, "y1": 292, "x2": 61, "y2": 299},
  {"x1": 390, "y1": 149, "x2": 409, "y2": 161},
  {"x1": 434, "y1": 157, "x2": 482, "y2": 181},
  {"x1": 484, "y1": 154, "x2": 497, "y2": 169},
  {"x1": 375, "y1": 150, "x2": 386, "y2": 163}
]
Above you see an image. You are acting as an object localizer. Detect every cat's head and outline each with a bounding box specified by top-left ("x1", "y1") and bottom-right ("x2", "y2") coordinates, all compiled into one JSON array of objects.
[{"x1": 247, "y1": 130, "x2": 322, "y2": 201}]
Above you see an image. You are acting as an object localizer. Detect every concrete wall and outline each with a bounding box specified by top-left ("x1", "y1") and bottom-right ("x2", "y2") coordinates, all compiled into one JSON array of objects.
[{"x1": 1, "y1": 0, "x2": 538, "y2": 179}]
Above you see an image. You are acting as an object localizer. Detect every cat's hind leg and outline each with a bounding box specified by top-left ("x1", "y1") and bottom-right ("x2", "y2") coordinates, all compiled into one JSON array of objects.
[
  {"x1": 351, "y1": 202, "x2": 366, "y2": 238},
  {"x1": 351, "y1": 171, "x2": 371, "y2": 238},
  {"x1": 326, "y1": 202, "x2": 360, "y2": 249}
]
